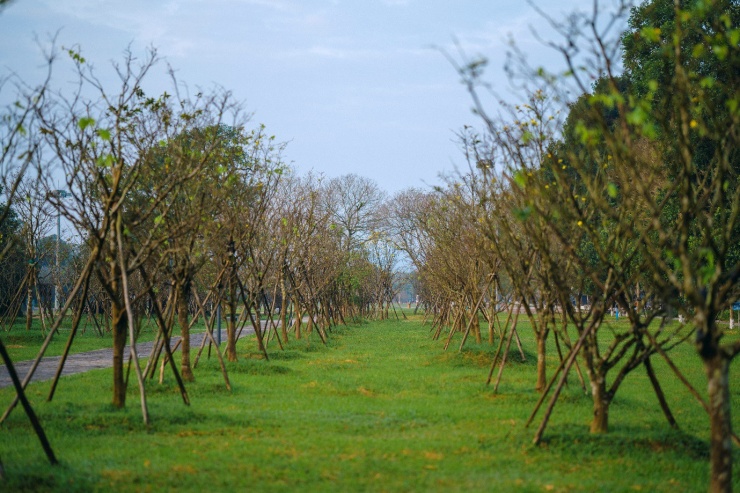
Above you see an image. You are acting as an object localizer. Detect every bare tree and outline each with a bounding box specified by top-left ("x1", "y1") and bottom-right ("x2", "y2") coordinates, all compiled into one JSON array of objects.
[
  {"x1": 323, "y1": 174, "x2": 386, "y2": 253},
  {"x1": 11, "y1": 174, "x2": 55, "y2": 332}
]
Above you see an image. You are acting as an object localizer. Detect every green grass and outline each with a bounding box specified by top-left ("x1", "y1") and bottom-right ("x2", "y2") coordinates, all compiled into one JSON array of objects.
[{"x1": 1, "y1": 316, "x2": 738, "y2": 492}]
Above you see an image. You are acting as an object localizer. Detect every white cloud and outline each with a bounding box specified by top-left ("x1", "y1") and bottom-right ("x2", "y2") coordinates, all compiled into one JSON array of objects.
[
  {"x1": 232, "y1": 0, "x2": 296, "y2": 11},
  {"x1": 34, "y1": 0, "x2": 312, "y2": 59}
]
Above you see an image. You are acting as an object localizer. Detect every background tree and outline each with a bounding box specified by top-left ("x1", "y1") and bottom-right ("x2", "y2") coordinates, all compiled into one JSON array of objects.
[
  {"x1": 0, "y1": 188, "x2": 24, "y2": 320},
  {"x1": 323, "y1": 174, "x2": 386, "y2": 253},
  {"x1": 11, "y1": 174, "x2": 55, "y2": 331}
]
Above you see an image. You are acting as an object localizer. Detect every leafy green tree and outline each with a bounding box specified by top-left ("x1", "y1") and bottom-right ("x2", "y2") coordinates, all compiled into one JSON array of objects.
[
  {"x1": 513, "y1": 0, "x2": 739, "y2": 489},
  {"x1": 456, "y1": 11, "x2": 738, "y2": 491},
  {"x1": 621, "y1": 2, "x2": 740, "y2": 490},
  {"x1": 35, "y1": 47, "x2": 248, "y2": 420},
  {"x1": 141, "y1": 124, "x2": 253, "y2": 380}
]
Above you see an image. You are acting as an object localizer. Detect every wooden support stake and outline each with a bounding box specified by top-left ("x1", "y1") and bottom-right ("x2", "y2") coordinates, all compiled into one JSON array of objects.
[
  {"x1": 459, "y1": 275, "x2": 495, "y2": 351},
  {"x1": 530, "y1": 323, "x2": 594, "y2": 445},
  {"x1": 644, "y1": 356, "x2": 677, "y2": 428},
  {"x1": 493, "y1": 307, "x2": 521, "y2": 393},
  {"x1": 486, "y1": 302, "x2": 516, "y2": 386},
  {"x1": 0, "y1": 249, "x2": 98, "y2": 425},
  {"x1": 0, "y1": 339, "x2": 57, "y2": 465}
]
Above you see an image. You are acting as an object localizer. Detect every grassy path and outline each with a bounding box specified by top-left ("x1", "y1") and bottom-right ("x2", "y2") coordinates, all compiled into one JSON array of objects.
[{"x1": 0, "y1": 316, "x2": 734, "y2": 491}]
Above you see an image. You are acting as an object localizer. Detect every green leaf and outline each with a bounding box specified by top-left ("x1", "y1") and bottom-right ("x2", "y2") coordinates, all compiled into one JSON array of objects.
[
  {"x1": 95, "y1": 154, "x2": 114, "y2": 167},
  {"x1": 96, "y1": 128, "x2": 111, "y2": 141},
  {"x1": 67, "y1": 49, "x2": 86, "y2": 64},
  {"x1": 78, "y1": 117, "x2": 95, "y2": 130},
  {"x1": 699, "y1": 77, "x2": 715, "y2": 89},
  {"x1": 640, "y1": 26, "x2": 661, "y2": 42},
  {"x1": 720, "y1": 13, "x2": 732, "y2": 29},
  {"x1": 589, "y1": 93, "x2": 618, "y2": 109},
  {"x1": 575, "y1": 120, "x2": 599, "y2": 145},
  {"x1": 727, "y1": 97, "x2": 738, "y2": 116},
  {"x1": 513, "y1": 170, "x2": 527, "y2": 188},
  {"x1": 627, "y1": 107, "x2": 647, "y2": 125},
  {"x1": 713, "y1": 44, "x2": 728, "y2": 61},
  {"x1": 607, "y1": 183, "x2": 618, "y2": 198},
  {"x1": 642, "y1": 123, "x2": 657, "y2": 139},
  {"x1": 698, "y1": 248, "x2": 716, "y2": 283},
  {"x1": 729, "y1": 29, "x2": 740, "y2": 49}
]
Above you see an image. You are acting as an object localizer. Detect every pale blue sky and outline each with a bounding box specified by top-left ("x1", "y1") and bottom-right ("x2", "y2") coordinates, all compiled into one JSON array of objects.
[{"x1": 1, "y1": 0, "x2": 591, "y2": 193}]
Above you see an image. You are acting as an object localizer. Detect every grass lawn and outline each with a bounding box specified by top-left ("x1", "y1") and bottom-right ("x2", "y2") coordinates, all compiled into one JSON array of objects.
[{"x1": 1, "y1": 314, "x2": 738, "y2": 492}]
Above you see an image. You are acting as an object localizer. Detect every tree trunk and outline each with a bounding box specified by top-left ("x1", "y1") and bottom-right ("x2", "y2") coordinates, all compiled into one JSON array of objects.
[
  {"x1": 225, "y1": 310, "x2": 237, "y2": 362},
  {"x1": 294, "y1": 304, "x2": 302, "y2": 339},
  {"x1": 471, "y1": 308, "x2": 481, "y2": 344},
  {"x1": 280, "y1": 283, "x2": 288, "y2": 343},
  {"x1": 589, "y1": 376, "x2": 609, "y2": 433},
  {"x1": 536, "y1": 332, "x2": 547, "y2": 393},
  {"x1": 25, "y1": 275, "x2": 34, "y2": 331},
  {"x1": 706, "y1": 354, "x2": 732, "y2": 493},
  {"x1": 488, "y1": 303, "x2": 496, "y2": 344},
  {"x1": 226, "y1": 287, "x2": 237, "y2": 362},
  {"x1": 178, "y1": 282, "x2": 194, "y2": 382},
  {"x1": 111, "y1": 301, "x2": 128, "y2": 408}
]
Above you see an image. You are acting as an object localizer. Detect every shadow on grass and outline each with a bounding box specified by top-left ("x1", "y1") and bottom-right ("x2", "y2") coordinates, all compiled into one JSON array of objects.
[
  {"x1": 435, "y1": 345, "x2": 537, "y2": 370},
  {"x1": 266, "y1": 350, "x2": 305, "y2": 361},
  {"x1": 538, "y1": 425, "x2": 709, "y2": 460},
  {"x1": 2, "y1": 462, "x2": 97, "y2": 493},
  {"x1": 226, "y1": 360, "x2": 292, "y2": 376}
]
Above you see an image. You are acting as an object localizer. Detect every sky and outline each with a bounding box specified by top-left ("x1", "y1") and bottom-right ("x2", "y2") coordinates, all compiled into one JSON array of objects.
[{"x1": 0, "y1": 0, "x2": 595, "y2": 195}]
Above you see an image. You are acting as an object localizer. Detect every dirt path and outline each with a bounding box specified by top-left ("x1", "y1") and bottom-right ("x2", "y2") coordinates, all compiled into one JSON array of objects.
[{"x1": 0, "y1": 327, "x2": 259, "y2": 389}]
